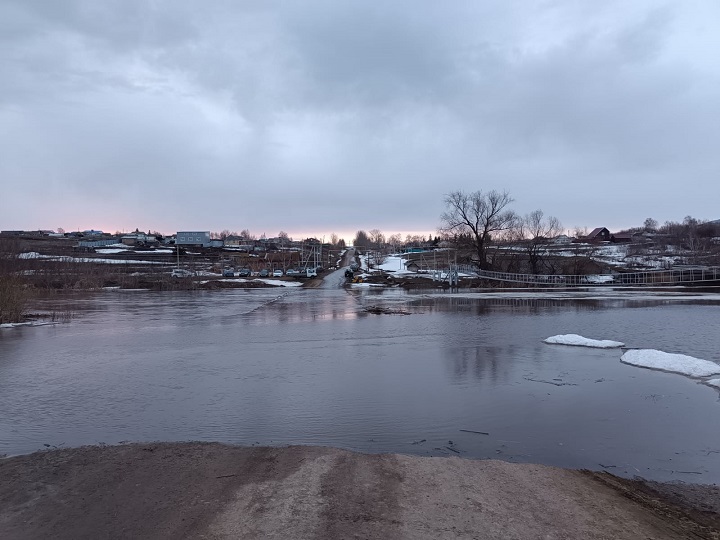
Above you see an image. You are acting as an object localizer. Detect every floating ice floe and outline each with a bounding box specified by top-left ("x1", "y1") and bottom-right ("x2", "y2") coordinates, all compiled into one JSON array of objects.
[
  {"x1": 705, "y1": 379, "x2": 720, "y2": 389},
  {"x1": 543, "y1": 334, "x2": 625, "y2": 348},
  {"x1": 620, "y1": 349, "x2": 720, "y2": 378}
]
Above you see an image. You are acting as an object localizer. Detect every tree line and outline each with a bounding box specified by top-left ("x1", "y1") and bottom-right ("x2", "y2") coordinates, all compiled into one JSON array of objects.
[
  {"x1": 353, "y1": 189, "x2": 720, "y2": 274},
  {"x1": 352, "y1": 230, "x2": 437, "y2": 252},
  {"x1": 439, "y1": 190, "x2": 564, "y2": 272}
]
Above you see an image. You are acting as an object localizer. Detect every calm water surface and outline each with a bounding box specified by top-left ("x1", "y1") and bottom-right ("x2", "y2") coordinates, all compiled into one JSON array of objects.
[{"x1": 1, "y1": 284, "x2": 719, "y2": 483}]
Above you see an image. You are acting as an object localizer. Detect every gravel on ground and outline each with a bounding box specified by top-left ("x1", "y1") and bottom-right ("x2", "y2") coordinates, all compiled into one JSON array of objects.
[{"x1": 1, "y1": 443, "x2": 718, "y2": 540}]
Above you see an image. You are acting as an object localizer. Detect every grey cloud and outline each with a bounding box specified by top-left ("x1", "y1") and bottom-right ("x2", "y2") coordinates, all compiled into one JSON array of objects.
[{"x1": 1, "y1": 0, "x2": 719, "y2": 235}]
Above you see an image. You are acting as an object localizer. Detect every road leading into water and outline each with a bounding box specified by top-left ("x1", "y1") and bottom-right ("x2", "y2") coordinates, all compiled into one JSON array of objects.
[
  {"x1": 1, "y1": 443, "x2": 717, "y2": 539},
  {"x1": 310, "y1": 247, "x2": 356, "y2": 289}
]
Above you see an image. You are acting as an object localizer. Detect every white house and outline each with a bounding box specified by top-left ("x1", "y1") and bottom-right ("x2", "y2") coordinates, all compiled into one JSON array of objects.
[{"x1": 176, "y1": 231, "x2": 211, "y2": 248}]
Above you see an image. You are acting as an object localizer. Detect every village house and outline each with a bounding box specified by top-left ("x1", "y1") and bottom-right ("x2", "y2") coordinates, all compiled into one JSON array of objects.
[
  {"x1": 120, "y1": 232, "x2": 159, "y2": 246},
  {"x1": 584, "y1": 227, "x2": 611, "y2": 242},
  {"x1": 223, "y1": 235, "x2": 244, "y2": 247},
  {"x1": 550, "y1": 234, "x2": 573, "y2": 244},
  {"x1": 176, "y1": 231, "x2": 211, "y2": 248},
  {"x1": 610, "y1": 232, "x2": 633, "y2": 243}
]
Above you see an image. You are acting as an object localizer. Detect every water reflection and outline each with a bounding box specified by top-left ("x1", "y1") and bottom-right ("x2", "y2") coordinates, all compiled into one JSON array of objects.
[
  {"x1": 1, "y1": 288, "x2": 719, "y2": 484},
  {"x1": 444, "y1": 346, "x2": 514, "y2": 385},
  {"x1": 246, "y1": 289, "x2": 361, "y2": 325},
  {"x1": 407, "y1": 295, "x2": 720, "y2": 314}
]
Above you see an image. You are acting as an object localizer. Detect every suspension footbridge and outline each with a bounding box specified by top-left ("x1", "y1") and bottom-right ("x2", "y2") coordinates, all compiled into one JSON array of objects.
[{"x1": 442, "y1": 266, "x2": 720, "y2": 286}]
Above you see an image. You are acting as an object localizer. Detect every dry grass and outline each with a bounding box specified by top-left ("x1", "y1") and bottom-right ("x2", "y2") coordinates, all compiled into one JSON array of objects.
[{"x1": 0, "y1": 276, "x2": 29, "y2": 324}]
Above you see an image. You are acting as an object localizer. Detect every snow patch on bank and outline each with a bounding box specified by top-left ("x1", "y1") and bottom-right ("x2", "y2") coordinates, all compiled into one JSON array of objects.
[
  {"x1": 18, "y1": 252, "x2": 46, "y2": 259},
  {"x1": 198, "y1": 278, "x2": 303, "y2": 288},
  {"x1": 378, "y1": 255, "x2": 405, "y2": 272},
  {"x1": 1, "y1": 321, "x2": 57, "y2": 329},
  {"x1": 19, "y1": 252, "x2": 164, "y2": 265},
  {"x1": 254, "y1": 279, "x2": 303, "y2": 287},
  {"x1": 621, "y1": 349, "x2": 720, "y2": 378},
  {"x1": 544, "y1": 334, "x2": 625, "y2": 348}
]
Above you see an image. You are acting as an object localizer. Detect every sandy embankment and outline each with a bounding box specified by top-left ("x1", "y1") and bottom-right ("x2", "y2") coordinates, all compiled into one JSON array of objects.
[{"x1": 1, "y1": 443, "x2": 719, "y2": 539}]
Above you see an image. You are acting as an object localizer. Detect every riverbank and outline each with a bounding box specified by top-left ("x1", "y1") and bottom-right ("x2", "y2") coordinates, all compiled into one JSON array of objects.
[{"x1": 1, "y1": 443, "x2": 718, "y2": 539}]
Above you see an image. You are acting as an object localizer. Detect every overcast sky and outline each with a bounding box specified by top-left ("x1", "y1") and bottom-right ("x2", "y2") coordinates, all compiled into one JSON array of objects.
[{"x1": 1, "y1": 1, "x2": 719, "y2": 240}]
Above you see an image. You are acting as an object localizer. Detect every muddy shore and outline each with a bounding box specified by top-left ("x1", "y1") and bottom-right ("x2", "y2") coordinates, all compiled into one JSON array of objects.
[{"x1": 1, "y1": 443, "x2": 718, "y2": 539}]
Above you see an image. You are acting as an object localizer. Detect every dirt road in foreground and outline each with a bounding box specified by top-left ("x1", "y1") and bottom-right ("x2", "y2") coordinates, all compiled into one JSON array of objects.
[{"x1": 1, "y1": 443, "x2": 718, "y2": 539}]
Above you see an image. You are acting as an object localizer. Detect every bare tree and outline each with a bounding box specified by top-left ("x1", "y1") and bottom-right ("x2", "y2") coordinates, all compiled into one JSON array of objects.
[
  {"x1": 440, "y1": 190, "x2": 517, "y2": 270},
  {"x1": 330, "y1": 233, "x2": 339, "y2": 246},
  {"x1": 643, "y1": 218, "x2": 658, "y2": 232},
  {"x1": 353, "y1": 230, "x2": 369, "y2": 250},
  {"x1": 210, "y1": 230, "x2": 234, "y2": 240},
  {"x1": 0, "y1": 237, "x2": 28, "y2": 323},
  {"x1": 516, "y1": 210, "x2": 563, "y2": 274},
  {"x1": 387, "y1": 233, "x2": 402, "y2": 252},
  {"x1": 368, "y1": 229, "x2": 385, "y2": 249}
]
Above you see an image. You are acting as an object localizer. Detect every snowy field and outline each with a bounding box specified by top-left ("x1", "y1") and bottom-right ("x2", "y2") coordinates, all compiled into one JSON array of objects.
[{"x1": 19, "y1": 252, "x2": 165, "y2": 265}]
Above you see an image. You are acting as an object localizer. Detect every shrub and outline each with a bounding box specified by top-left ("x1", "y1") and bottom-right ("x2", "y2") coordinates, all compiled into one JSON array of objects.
[{"x1": 0, "y1": 276, "x2": 28, "y2": 324}]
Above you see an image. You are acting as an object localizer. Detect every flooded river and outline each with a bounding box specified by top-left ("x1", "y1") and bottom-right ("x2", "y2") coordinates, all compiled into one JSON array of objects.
[{"x1": 1, "y1": 282, "x2": 719, "y2": 483}]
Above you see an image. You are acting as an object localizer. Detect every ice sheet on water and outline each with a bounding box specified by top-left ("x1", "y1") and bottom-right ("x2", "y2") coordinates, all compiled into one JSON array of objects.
[
  {"x1": 621, "y1": 349, "x2": 720, "y2": 378},
  {"x1": 543, "y1": 334, "x2": 625, "y2": 348},
  {"x1": 705, "y1": 379, "x2": 720, "y2": 389}
]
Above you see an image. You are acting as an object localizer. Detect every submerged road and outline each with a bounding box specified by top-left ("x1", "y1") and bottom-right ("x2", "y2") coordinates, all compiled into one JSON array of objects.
[
  {"x1": 1, "y1": 443, "x2": 717, "y2": 539},
  {"x1": 304, "y1": 247, "x2": 356, "y2": 289}
]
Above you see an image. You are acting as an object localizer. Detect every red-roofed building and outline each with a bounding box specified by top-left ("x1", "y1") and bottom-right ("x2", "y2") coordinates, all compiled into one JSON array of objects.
[{"x1": 585, "y1": 227, "x2": 610, "y2": 242}]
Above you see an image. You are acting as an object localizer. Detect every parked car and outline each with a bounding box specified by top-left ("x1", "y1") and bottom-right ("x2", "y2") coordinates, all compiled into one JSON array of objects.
[
  {"x1": 286, "y1": 268, "x2": 301, "y2": 276},
  {"x1": 238, "y1": 268, "x2": 251, "y2": 277},
  {"x1": 171, "y1": 268, "x2": 193, "y2": 278},
  {"x1": 222, "y1": 269, "x2": 235, "y2": 277},
  {"x1": 272, "y1": 269, "x2": 284, "y2": 277},
  {"x1": 258, "y1": 269, "x2": 269, "y2": 277}
]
